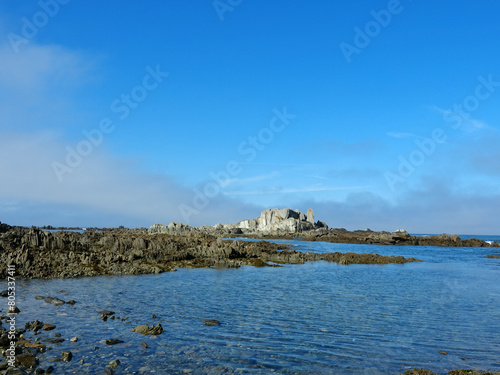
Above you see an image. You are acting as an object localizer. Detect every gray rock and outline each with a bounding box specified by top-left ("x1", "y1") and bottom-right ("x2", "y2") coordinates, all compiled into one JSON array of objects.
[{"x1": 44, "y1": 297, "x2": 65, "y2": 306}]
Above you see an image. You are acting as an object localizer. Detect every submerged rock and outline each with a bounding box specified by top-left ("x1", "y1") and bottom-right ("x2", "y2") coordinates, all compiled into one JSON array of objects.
[
  {"x1": 42, "y1": 323, "x2": 56, "y2": 331},
  {"x1": 105, "y1": 338, "x2": 124, "y2": 345},
  {"x1": 202, "y1": 319, "x2": 221, "y2": 326},
  {"x1": 44, "y1": 297, "x2": 65, "y2": 306},
  {"x1": 131, "y1": 324, "x2": 165, "y2": 335}
]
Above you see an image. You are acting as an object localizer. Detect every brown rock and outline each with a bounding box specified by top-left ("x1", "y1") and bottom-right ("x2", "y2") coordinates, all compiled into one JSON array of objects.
[
  {"x1": 16, "y1": 353, "x2": 39, "y2": 367},
  {"x1": 42, "y1": 323, "x2": 56, "y2": 331}
]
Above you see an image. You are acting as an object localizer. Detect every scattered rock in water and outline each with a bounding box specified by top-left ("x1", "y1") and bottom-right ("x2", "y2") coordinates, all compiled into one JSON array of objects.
[
  {"x1": 8, "y1": 306, "x2": 20, "y2": 314},
  {"x1": 42, "y1": 323, "x2": 56, "y2": 331},
  {"x1": 24, "y1": 342, "x2": 47, "y2": 353},
  {"x1": 70, "y1": 337, "x2": 78, "y2": 342},
  {"x1": 42, "y1": 338, "x2": 65, "y2": 344},
  {"x1": 131, "y1": 324, "x2": 165, "y2": 335},
  {"x1": 66, "y1": 300, "x2": 77, "y2": 305},
  {"x1": 35, "y1": 296, "x2": 45, "y2": 300},
  {"x1": 486, "y1": 254, "x2": 500, "y2": 259},
  {"x1": 25, "y1": 321, "x2": 44, "y2": 332},
  {"x1": 105, "y1": 338, "x2": 124, "y2": 345},
  {"x1": 104, "y1": 368, "x2": 116, "y2": 375},
  {"x1": 109, "y1": 359, "x2": 121, "y2": 368},
  {"x1": 54, "y1": 333, "x2": 61, "y2": 337},
  {"x1": 0, "y1": 290, "x2": 8, "y2": 297},
  {"x1": 61, "y1": 351, "x2": 72, "y2": 362},
  {"x1": 16, "y1": 353, "x2": 39, "y2": 368},
  {"x1": 141, "y1": 342, "x2": 149, "y2": 349},
  {"x1": 438, "y1": 350, "x2": 448, "y2": 355},
  {"x1": 44, "y1": 297, "x2": 65, "y2": 306},
  {"x1": 202, "y1": 319, "x2": 221, "y2": 326},
  {"x1": 98, "y1": 310, "x2": 115, "y2": 316},
  {"x1": 99, "y1": 310, "x2": 115, "y2": 320}
]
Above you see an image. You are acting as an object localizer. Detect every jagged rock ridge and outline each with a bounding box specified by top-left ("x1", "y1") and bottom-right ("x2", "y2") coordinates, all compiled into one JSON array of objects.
[{"x1": 149, "y1": 208, "x2": 328, "y2": 235}]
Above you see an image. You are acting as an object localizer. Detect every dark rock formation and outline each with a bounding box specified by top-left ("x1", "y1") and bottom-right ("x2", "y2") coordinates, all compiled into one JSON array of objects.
[
  {"x1": 202, "y1": 319, "x2": 221, "y2": 326},
  {"x1": 302, "y1": 230, "x2": 499, "y2": 248},
  {"x1": 0, "y1": 225, "x2": 420, "y2": 279}
]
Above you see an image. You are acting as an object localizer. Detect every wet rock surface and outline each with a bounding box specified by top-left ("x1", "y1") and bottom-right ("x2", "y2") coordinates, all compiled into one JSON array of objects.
[{"x1": 0, "y1": 225, "x2": 422, "y2": 280}]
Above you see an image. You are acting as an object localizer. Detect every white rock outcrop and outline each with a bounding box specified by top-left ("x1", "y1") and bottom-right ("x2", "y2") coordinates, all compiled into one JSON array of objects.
[{"x1": 149, "y1": 208, "x2": 326, "y2": 234}]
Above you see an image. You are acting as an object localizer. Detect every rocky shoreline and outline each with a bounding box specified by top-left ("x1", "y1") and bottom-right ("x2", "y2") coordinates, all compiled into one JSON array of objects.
[{"x1": 0, "y1": 223, "x2": 422, "y2": 280}]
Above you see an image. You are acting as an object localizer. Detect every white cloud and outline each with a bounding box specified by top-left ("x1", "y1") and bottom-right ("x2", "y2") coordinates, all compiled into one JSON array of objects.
[
  {"x1": 223, "y1": 185, "x2": 370, "y2": 196},
  {"x1": 0, "y1": 43, "x2": 92, "y2": 90},
  {"x1": 0, "y1": 130, "x2": 260, "y2": 227}
]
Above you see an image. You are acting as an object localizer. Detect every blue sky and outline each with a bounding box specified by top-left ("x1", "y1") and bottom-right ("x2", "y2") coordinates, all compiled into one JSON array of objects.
[{"x1": 1, "y1": 0, "x2": 500, "y2": 234}]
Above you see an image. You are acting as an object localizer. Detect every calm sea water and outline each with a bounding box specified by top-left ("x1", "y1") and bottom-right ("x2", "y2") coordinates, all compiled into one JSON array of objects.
[{"x1": 11, "y1": 239, "x2": 500, "y2": 374}]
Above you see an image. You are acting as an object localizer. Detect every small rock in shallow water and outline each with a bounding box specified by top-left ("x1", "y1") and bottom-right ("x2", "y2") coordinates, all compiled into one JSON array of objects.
[
  {"x1": 16, "y1": 353, "x2": 39, "y2": 367},
  {"x1": 141, "y1": 342, "x2": 149, "y2": 348},
  {"x1": 105, "y1": 338, "x2": 124, "y2": 345},
  {"x1": 8, "y1": 306, "x2": 20, "y2": 314},
  {"x1": 131, "y1": 324, "x2": 165, "y2": 335},
  {"x1": 44, "y1": 297, "x2": 65, "y2": 306},
  {"x1": 438, "y1": 350, "x2": 448, "y2": 355},
  {"x1": 98, "y1": 310, "x2": 115, "y2": 316},
  {"x1": 25, "y1": 321, "x2": 43, "y2": 332},
  {"x1": 42, "y1": 323, "x2": 56, "y2": 331},
  {"x1": 66, "y1": 300, "x2": 76, "y2": 305},
  {"x1": 42, "y1": 338, "x2": 65, "y2": 344},
  {"x1": 62, "y1": 351, "x2": 72, "y2": 362},
  {"x1": 24, "y1": 342, "x2": 47, "y2": 353},
  {"x1": 70, "y1": 337, "x2": 78, "y2": 342},
  {"x1": 109, "y1": 359, "x2": 121, "y2": 368},
  {"x1": 202, "y1": 319, "x2": 221, "y2": 326}
]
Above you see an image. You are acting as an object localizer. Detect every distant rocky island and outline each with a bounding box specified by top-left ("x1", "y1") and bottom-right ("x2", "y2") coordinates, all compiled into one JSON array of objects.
[{"x1": 150, "y1": 207, "x2": 499, "y2": 248}]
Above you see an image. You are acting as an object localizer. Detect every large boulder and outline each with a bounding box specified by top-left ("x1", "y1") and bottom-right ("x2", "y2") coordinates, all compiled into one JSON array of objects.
[{"x1": 250, "y1": 208, "x2": 319, "y2": 233}]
